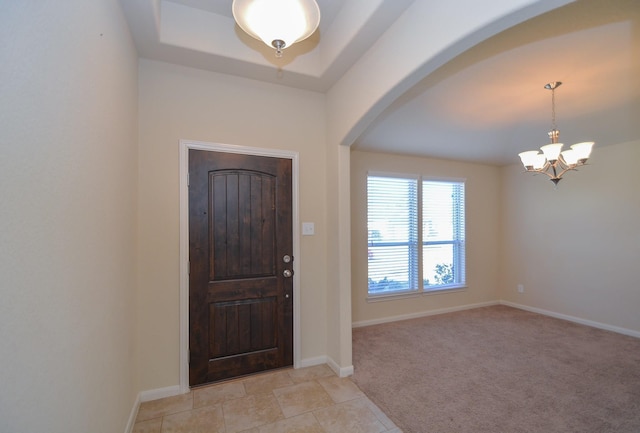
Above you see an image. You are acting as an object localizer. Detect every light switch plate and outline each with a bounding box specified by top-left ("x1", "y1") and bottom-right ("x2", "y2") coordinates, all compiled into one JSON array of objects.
[{"x1": 302, "y1": 222, "x2": 315, "y2": 236}]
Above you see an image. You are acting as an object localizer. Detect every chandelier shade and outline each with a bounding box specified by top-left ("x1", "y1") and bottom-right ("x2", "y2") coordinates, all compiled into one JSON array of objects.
[
  {"x1": 518, "y1": 82, "x2": 594, "y2": 186},
  {"x1": 232, "y1": 0, "x2": 321, "y2": 57}
]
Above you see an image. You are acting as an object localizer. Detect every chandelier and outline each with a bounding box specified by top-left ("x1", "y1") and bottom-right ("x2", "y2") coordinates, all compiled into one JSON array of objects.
[
  {"x1": 518, "y1": 82, "x2": 594, "y2": 186},
  {"x1": 232, "y1": 0, "x2": 321, "y2": 58}
]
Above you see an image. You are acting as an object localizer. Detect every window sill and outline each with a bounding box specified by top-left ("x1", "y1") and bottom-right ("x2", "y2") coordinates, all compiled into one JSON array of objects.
[
  {"x1": 367, "y1": 285, "x2": 467, "y2": 303},
  {"x1": 422, "y1": 285, "x2": 467, "y2": 295},
  {"x1": 366, "y1": 291, "x2": 421, "y2": 303}
]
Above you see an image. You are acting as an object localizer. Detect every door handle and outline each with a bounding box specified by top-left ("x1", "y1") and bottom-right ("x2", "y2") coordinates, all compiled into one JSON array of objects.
[{"x1": 283, "y1": 269, "x2": 293, "y2": 278}]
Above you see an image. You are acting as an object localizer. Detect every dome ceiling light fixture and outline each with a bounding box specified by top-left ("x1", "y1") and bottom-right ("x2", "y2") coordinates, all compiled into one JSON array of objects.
[
  {"x1": 232, "y1": 0, "x2": 321, "y2": 58},
  {"x1": 518, "y1": 81, "x2": 594, "y2": 186}
]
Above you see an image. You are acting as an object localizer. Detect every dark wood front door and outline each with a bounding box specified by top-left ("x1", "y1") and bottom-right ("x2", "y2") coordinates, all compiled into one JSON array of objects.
[{"x1": 188, "y1": 149, "x2": 293, "y2": 386}]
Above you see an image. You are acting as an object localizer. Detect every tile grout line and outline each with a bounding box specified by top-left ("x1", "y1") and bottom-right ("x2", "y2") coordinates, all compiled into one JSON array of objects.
[
  {"x1": 310, "y1": 409, "x2": 330, "y2": 433},
  {"x1": 219, "y1": 383, "x2": 235, "y2": 433},
  {"x1": 269, "y1": 375, "x2": 291, "y2": 426}
]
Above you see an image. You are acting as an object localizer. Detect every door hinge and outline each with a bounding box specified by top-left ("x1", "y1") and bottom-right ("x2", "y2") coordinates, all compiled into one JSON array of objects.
[
  {"x1": 188, "y1": 261, "x2": 190, "y2": 275},
  {"x1": 187, "y1": 173, "x2": 190, "y2": 187}
]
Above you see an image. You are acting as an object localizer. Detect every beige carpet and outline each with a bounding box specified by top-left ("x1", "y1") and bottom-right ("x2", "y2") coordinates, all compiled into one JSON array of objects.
[{"x1": 351, "y1": 305, "x2": 640, "y2": 433}]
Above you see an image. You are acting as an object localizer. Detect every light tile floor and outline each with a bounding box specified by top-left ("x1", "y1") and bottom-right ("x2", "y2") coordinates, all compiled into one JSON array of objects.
[{"x1": 133, "y1": 364, "x2": 402, "y2": 433}]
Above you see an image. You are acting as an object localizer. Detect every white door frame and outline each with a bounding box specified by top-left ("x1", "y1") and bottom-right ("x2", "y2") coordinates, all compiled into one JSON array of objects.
[{"x1": 178, "y1": 139, "x2": 301, "y2": 392}]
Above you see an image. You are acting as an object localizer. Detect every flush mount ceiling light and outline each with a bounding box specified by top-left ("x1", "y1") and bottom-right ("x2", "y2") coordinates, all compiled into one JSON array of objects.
[
  {"x1": 232, "y1": 0, "x2": 321, "y2": 58},
  {"x1": 518, "y1": 82, "x2": 594, "y2": 186}
]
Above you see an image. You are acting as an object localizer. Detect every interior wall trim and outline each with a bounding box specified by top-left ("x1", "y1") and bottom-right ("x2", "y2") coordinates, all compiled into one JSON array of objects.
[
  {"x1": 352, "y1": 299, "x2": 640, "y2": 339},
  {"x1": 500, "y1": 300, "x2": 640, "y2": 339},
  {"x1": 124, "y1": 386, "x2": 182, "y2": 433},
  {"x1": 327, "y1": 356, "x2": 354, "y2": 378},
  {"x1": 351, "y1": 301, "x2": 500, "y2": 328},
  {"x1": 124, "y1": 393, "x2": 140, "y2": 433}
]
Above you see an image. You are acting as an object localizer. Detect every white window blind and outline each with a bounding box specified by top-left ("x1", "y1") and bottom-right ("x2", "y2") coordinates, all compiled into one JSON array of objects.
[
  {"x1": 367, "y1": 176, "x2": 418, "y2": 294},
  {"x1": 367, "y1": 174, "x2": 465, "y2": 297}
]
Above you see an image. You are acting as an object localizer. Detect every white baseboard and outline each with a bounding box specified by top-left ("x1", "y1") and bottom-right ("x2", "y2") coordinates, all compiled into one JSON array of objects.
[
  {"x1": 124, "y1": 393, "x2": 141, "y2": 433},
  {"x1": 139, "y1": 385, "x2": 184, "y2": 402},
  {"x1": 299, "y1": 355, "x2": 353, "y2": 378},
  {"x1": 125, "y1": 385, "x2": 185, "y2": 433},
  {"x1": 299, "y1": 355, "x2": 328, "y2": 368},
  {"x1": 351, "y1": 299, "x2": 639, "y2": 338},
  {"x1": 500, "y1": 300, "x2": 640, "y2": 339},
  {"x1": 326, "y1": 356, "x2": 354, "y2": 377},
  {"x1": 352, "y1": 300, "x2": 499, "y2": 328},
  {"x1": 129, "y1": 357, "x2": 331, "y2": 413}
]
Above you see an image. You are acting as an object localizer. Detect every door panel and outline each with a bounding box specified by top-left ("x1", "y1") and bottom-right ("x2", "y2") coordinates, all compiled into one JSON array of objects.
[
  {"x1": 209, "y1": 171, "x2": 275, "y2": 279},
  {"x1": 189, "y1": 150, "x2": 293, "y2": 386},
  {"x1": 209, "y1": 297, "x2": 276, "y2": 358}
]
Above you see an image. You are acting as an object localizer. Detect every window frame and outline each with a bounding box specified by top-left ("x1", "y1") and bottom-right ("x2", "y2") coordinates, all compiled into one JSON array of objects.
[
  {"x1": 421, "y1": 179, "x2": 466, "y2": 292},
  {"x1": 366, "y1": 172, "x2": 467, "y2": 301},
  {"x1": 367, "y1": 173, "x2": 420, "y2": 297}
]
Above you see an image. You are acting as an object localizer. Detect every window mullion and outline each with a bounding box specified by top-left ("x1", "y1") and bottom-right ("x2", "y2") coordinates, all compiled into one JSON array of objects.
[
  {"x1": 408, "y1": 178, "x2": 419, "y2": 291},
  {"x1": 417, "y1": 177, "x2": 423, "y2": 293}
]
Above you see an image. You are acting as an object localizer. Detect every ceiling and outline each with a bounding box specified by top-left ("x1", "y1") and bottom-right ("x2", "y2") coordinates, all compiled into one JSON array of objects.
[{"x1": 121, "y1": 0, "x2": 640, "y2": 166}]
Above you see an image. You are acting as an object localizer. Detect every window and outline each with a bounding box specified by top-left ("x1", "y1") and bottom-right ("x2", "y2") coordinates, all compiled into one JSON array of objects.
[
  {"x1": 367, "y1": 174, "x2": 465, "y2": 297},
  {"x1": 367, "y1": 176, "x2": 418, "y2": 294},
  {"x1": 422, "y1": 181, "x2": 465, "y2": 290}
]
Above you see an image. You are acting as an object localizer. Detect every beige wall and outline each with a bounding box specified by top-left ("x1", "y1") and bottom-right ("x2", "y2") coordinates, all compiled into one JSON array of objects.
[
  {"x1": 137, "y1": 59, "x2": 329, "y2": 390},
  {"x1": 350, "y1": 150, "x2": 501, "y2": 325},
  {"x1": 499, "y1": 140, "x2": 640, "y2": 333},
  {"x1": 0, "y1": 1, "x2": 139, "y2": 432}
]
